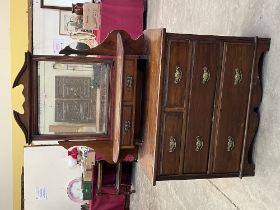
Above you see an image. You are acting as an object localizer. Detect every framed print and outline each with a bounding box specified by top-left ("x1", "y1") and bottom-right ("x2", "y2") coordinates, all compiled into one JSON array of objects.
[
  {"x1": 59, "y1": 10, "x2": 83, "y2": 35},
  {"x1": 41, "y1": 0, "x2": 93, "y2": 10}
]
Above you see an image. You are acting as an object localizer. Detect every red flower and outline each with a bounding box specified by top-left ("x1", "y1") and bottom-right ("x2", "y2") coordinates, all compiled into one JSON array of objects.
[{"x1": 68, "y1": 147, "x2": 79, "y2": 159}]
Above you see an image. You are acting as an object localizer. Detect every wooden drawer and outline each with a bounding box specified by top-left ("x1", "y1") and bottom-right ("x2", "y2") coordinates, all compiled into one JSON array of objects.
[
  {"x1": 158, "y1": 113, "x2": 183, "y2": 176},
  {"x1": 164, "y1": 39, "x2": 192, "y2": 108},
  {"x1": 121, "y1": 106, "x2": 133, "y2": 146},
  {"x1": 123, "y1": 59, "x2": 136, "y2": 102},
  {"x1": 183, "y1": 41, "x2": 219, "y2": 174},
  {"x1": 212, "y1": 42, "x2": 254, "y2": 173}
]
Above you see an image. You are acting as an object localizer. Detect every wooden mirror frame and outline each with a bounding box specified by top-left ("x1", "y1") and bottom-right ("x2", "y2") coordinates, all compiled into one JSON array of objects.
[{"x1": 13, "y1": 53, "x2": 114, "y2": 144}]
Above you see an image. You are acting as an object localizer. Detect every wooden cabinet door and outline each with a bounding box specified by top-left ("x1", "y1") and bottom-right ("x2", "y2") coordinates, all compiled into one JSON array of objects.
[
  {"x1": 158, "y1": 113, "x2": 183, "y2": 176},
  {"x1": 212, "y1": 42, "x2": 254, "y2": 173},
  {"x1": 183, "y1": 41, "x2": 220, "y2": 174}
]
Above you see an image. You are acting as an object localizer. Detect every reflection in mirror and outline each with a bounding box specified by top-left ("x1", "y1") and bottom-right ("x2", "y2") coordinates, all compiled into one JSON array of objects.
[
  {"x1": 68, "y1": 42, "x2": 90, "y2": 51},
  {"x1": 38, "y1": 61, "x2": 110, "y2": 135}
]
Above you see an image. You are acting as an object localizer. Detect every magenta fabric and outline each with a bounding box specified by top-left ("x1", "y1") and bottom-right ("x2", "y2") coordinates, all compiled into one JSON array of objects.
[
  {"x1": 95, "y1": 0, "x2": 144, "y2": 43},
  {"x1": 90, "y1": 162, "x2": 132, "y2": 210}
]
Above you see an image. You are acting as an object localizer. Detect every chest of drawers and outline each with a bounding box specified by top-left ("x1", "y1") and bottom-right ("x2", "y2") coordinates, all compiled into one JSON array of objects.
[{"x1": 139, "y1": 29, "x2": 270, "y2": 184}]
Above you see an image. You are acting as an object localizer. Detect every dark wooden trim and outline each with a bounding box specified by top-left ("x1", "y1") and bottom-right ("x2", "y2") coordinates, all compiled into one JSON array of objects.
[
  {"x1": 241, "y1": 38, "x2": 271, "y2": 176},
  {"x1": 60, "y1": 30, "x2": 146, "y2": 56},
  {"x1": 156, "y1": 171, "x2": 254, "y2": 181},
  {"x1": 40, "y1": 0, "x2": 72, "y2": 10},
  {"x1": 13, "y1": 52, "x2": 31, "y2": 143}
]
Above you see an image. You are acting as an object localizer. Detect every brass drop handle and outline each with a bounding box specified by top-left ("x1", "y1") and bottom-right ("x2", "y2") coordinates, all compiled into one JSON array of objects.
[
  {"x1": 234, "y1": 68, "x2": 242, "y2": 85},
  {"x1": 126, "y1": 75, "x2": 133, "y2": 88},
  {"x1": 169, "y1": 136, "x2": 177, "y2": 152},
  {"x1": 202, "y1": 66, "x2": 210, "y2": 84},
  {"x1": 195, "y1": 136, "x2": 204, "y2": 151},
  {"x1": 174, "y1": 66, "x2": 183, "y2": 84},
  {"x1": 124, "y1": 121, "x2": 131, "y2": 132},
  {"x1": 227, "y1": 136, "x2": 235, "y2": 151}
]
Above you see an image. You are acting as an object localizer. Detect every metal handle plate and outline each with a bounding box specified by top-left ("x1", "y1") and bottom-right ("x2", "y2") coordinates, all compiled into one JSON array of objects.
[
  {"x1": 126, "y1": 75, "x2": 133, "y2": 88},
  {"x1": 174, "y1": 66, "x2": 183, "y2": 84},
  {"x1": 234, "y1": 68, "x2": 242, "y2": 85},
  {"x1": 227, "y1": 136, "x2": 235, "y2": 151},
  {"x1": 202, "y1": 66, "x2": 210, "y2": 84},
  {"x1": 124, "y1": 121, "x2": 131, "y2": 132},
  {"x1": 195, "y1": 136, "x2": 204, "y2": 151},
  {"x1": 169, "y1": 136, "x2": 177, "y2": 152}
]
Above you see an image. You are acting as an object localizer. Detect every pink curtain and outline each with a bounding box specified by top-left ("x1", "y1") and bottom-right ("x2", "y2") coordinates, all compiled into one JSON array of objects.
[{"x1": 95, "y1": 0, "x2": 144, "y2": 43}]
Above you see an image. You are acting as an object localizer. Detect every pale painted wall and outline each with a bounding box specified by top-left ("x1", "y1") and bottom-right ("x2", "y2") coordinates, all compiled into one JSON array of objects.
[
  {"x1": 24, "y1": 146, "x2": 81, "y2": 210},
  {"x1": 0, "y1": 1, "x2": 13, "y2": 210},
  {"x1": 131, "y1": 0, "x2": 280, "y2": 210},
  {"x1": 33, "y1": 0, "x2": 73, "y2": 55}
]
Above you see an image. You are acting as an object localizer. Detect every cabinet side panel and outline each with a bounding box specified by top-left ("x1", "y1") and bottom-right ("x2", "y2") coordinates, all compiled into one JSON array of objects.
[{"x1": 212, "y1": 42, "x2": 254, "y2": 173}]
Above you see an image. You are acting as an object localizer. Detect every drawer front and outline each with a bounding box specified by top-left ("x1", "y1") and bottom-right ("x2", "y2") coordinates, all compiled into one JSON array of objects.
[
  {"x1": 158, "y1": 113, "x2": 183, "y2": 176},
  {"x1": 123, "y1": 59, "x2": 136, "y2": 102},
  {"x1": 165, "y1": 39, "x2": 192, "y2": 108},
  {"x1": 121, "y1": 106, "x2": 133, "y2": 146},
  {"x1": 212, "y1": 42, "x2": 254, "y2": 173},
  {"x1": 183, "y1": 41, "x2": 219, "y2": 174}
]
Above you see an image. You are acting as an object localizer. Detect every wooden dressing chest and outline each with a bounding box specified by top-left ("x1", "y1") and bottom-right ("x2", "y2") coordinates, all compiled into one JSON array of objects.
[{"x1": 139, "y1": 29, "x2": 270, "y2": 184}]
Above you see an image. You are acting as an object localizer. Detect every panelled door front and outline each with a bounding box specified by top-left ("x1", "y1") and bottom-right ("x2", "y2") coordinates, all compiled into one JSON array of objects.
[
  {"x1": 183, "y1": 41, "x2": 220, "y2": 174},
  {"x1": 212, "y1": 41, "x2": 255, "y2": 173}
]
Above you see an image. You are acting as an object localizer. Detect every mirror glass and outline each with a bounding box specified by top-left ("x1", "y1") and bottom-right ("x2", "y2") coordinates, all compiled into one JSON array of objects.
[{"x1": 37, "y1": 61, "x2": 110, "y2": 135}]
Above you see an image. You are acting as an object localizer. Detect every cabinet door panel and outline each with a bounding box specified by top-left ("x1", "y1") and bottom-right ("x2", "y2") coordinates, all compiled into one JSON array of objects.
[
  {"x1": 183, "y1": 41, "x2": 219, "y2": 174},
  {"x1": 158, "y1": 113, "x2": 183, "y2": 176},
  {"x1": 121, "y1": 106, "x2": 133, "y2": 146},
  {"x1": 123, "y1": 59, "x2": 136, "y2": 102},
  {"x1": 165, "y1": 39, "x2": 191, "y2": 108},
  {"x1": 212, "y1": 42, "x2": 254, "y2": 173}
]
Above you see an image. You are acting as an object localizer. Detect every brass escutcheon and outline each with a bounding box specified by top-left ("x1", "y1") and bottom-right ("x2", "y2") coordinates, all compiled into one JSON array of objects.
[
  {"x1": 124, "y1": 121, "x2": 131, "y2": 132},
  {"x1": 169, "y1": 136, "x2": 177, "y2": 152},
  {"x1": 174, "y1": 66, "x2": 183, "y2": 84},
  {"x1": 234, "y1": 68, "x2": 242, "y2": 85},
  {"x1": 227, "y1": 136, "x2": 235, "y2": 151},
  {"x1": 202, "y1": 66, "x2": 210, "y2": 84},
  {"x1": 195, "y1": 136, "x2": 204, "y2": 151},
  {"x1": 126, "y1": 75, "x2": 133, "y2": 88}
]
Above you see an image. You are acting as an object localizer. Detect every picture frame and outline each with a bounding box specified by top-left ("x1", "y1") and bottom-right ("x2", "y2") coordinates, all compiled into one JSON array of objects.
[
  {"x1": 41, "y1": 0, "x2": 93, "y2": 10},
  {"x1": 59, "y1": 10, "x2": 83, "y2": 35}
]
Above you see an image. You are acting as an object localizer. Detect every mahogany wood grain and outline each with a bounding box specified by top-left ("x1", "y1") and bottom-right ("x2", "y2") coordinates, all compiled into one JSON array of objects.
[
  {"x1": 121, "y1": 106, "x2": 133, "y2": 146},
  {"x1": 138, "y1": 28, "x2": 166, "y2": 185},
  {"x1": 112, "y1": 33, "x2": 124, "y2": 163},
  {"x1": 158, "y1": 113, "x2": 183, "y2": 176},
  {"x1": 13, "y1": 52, "x2": 31, "y2": 143},
  {"x1": 59, "y1": 30, "x2": 145, "y2": 56},
  {"x1": 184, "y1": 41, "x2": 219, "y2": 174},
  {"x1": 164, "y1": 39, "x2": 191, "y2": 108},
  {"x1": 212, "y1": 42, "x2": 254, "y2": 173}
]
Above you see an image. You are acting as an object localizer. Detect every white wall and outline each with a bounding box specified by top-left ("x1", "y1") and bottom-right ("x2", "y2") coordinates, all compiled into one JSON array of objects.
[
  {"x1": 24, "y1": 146, "x2": 82, "y2": 210},
  {"x1": 0, "y1": 0, "x2": 13, "y2": 210},
  {"x1": 33, "y1": 0, "x2": 73, "y2": 55}
]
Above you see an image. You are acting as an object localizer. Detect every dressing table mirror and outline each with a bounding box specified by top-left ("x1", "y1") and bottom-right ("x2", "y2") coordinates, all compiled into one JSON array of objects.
[{"x1": 13, "y1": 31, "x2": 146, "y2": 163}]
